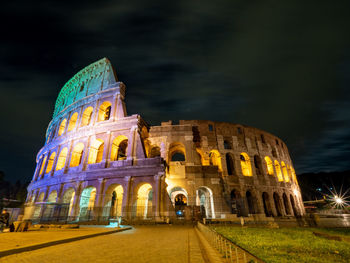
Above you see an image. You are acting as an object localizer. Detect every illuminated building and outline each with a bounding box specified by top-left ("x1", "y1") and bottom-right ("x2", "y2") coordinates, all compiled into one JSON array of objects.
[{"x1": 25, "y1": 58, "x2": 305, "y2": 223}]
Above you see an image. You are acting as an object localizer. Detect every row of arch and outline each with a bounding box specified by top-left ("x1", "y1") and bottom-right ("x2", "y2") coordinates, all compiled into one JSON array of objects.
[
  {"x1": 35, "y1": 135, "x2": 129, "y2": 180},
  {"x1": 231, "y1": 190, "x2": 300, "y2": 217},
  {"x1": 166, "y1": 142, "x2": 297, "y2": 183},
  {"x1": 48, "y1": 101, "x2": 113, "y2": 143}
]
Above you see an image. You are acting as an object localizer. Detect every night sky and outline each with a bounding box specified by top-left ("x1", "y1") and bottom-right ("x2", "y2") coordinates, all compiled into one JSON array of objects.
[{"x1": 1, "y1": 1, "x2": 350, "y2": 183}]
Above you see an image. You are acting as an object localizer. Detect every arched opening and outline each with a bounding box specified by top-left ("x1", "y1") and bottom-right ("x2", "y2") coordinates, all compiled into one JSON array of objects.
[
  {"x1": 56, "y1": 147, "x2": 68, "y2": 171},
  {"x1": 103, "y1": 184, "x2": 123, "y2": 219},
  {"x1": 62, "y1": 188, "x2": 75, "y2": 218},
  {"x1": 283, "y1": 193, "x2": 291, "y2": 215},
  {"x1": 70, "y1": 143, "x2": 84, "y2": 167},
  {"x1": 290, "y1": 194, "x2": 299, "y2": 216},
  {"x1": 98, "y1": 101, "x2": 112, "y2": 121},
  {"x1": 240, "y1": 152, "x2": 252, "y2": 176},
  {"x1": 88, "y1": 139, "x2": 104, "y2": 164},
  {"x1": 264, "y1": 156, "x2": 274, "y2": 176},
  {"x1": 246, "y1": 191, "x2": 256, "y2": 214},
  {"x1": 110, "y1": 136, "x2": 128, "y2": 161},
  {"x1": 39, "y1": 156, "x2": 47, "y2": 177},
  {"x1": 254, "y1": 155, "x2": 263, "y2": 176},
  {"x1": 225, "y1": 153, "x2": 235, "y2": 175},
  {"x1": 209, "y1": 150, "x2": 222, "y2": 171},
  {"x1": 67, "y1": 112, "x2": 78, "y2": 132},
  {"x1": 135, "y1": 183, "x2": 153, "y2": 219},
  {"x1": 79, "y1": 187, "x2": 96, "y2": 221},
  {"x1": 171, "y1": 152, "x2": 185, "y2": 161},
  {"x1": 274, "y1": 160, "x2": 284, "y2": 181},
  {"x1": 58, "y1": 119, "x2": 67, "y2": 136},
  {"x1": 42, "y1": 190, "x2": 57, "y2": 220},
  {"x1": 287, "y1": 165, "x2": 292, "y2": 182},
  {"x1": 168, "y1": 142, "x2": 186, "y2": 163},
  {"x1": 196, "y1": 187, "x2": 215, "y2": 219},
  {"x1": 80, "y1": 107, "x2": 93, "y2": 127},
  {"x1": 169, "y1": 187, "x2": 188, "y2": 218},
  {"x1": 262, "y1": 192, "x2": 273, "y2": 217},
  {"x1": 33, "y1": 192, "x2": 45, "y2": 219},
  {"x1": 149, "y1": 146, "x2": 161, "y2": 158},
  {"x1": 273, "y1": 192, "x2": 283, "y2": 216},
  {"x1": 230, "y1": 190, "x2": 245, "y2": 217},
  {"x1": 281, "y1": 161, "x2": 289, "y2": 182},
  {"x1": 45, "y1": 152, "x2": 56, "y2": 174}
]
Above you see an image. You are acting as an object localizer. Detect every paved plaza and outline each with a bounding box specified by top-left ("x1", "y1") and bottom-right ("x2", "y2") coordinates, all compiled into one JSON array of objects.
[{"x1": 0, "y1": 225, "x2": 210, "y2": 263}]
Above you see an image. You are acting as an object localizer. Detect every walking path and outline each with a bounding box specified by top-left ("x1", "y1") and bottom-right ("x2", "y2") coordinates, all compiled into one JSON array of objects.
[{"x1": 0, "y1": 225, "x2": 220, "y2": 263}]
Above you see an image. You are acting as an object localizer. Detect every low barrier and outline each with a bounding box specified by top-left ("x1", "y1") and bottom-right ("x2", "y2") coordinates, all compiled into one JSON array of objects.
[{"x1": 197, "y1": 222, "x2": 265, "y2": 263}]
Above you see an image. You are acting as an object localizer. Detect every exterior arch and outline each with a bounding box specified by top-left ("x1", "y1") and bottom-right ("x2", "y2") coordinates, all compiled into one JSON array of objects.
[
  {"x1": 168, "y1": 142, "x2": 186, "y2": 162},
  {"x1": 246, "y1": 191, "x2": 256, "y2": 214},
  {"x1": 283, "y1": 193, "x2": 291, "y2": 215},
  {"x1": 88, "y1": 139, "x2": 104, "y2": 164},
  {"x1": 274, "y1": 160, "x2": 284, "y2": 181},
  {"x1": 70, "y1": 143, "x2": 84, "y2": 167},
  {"x1": 103, "y1": 184, "x2": 124, "y2": 219},
  {"x1": 56, "y1": 147, "x2": 68, "y2": 171},
  {"x1": 149, "y1": 146, "x2": 161, "y2": 158},
  {"x1": 67, "y1": 112, "x2": 78, "y2": 132},
  {"x1": 79, "y1": 186, "x2": 97, "y2": 221},
  {"x1": 281, "y1": 161, "x2": 289, "y2": 182},
  {"x1": 196, "y1": 186, "x2": 215, "y2": 219},
  {"x1": 264, "y1": 156, "x2": 274, "y2": 176},
  {"x1": 262, "y1": 192, "x2": 273, "y2": 217},
  {"x1": 80, "y1": 107, "x2": 93, "y2": 127},
  {"x1": 58, "y1": 119, "x2": 67, "y2": 136},
  {"x1": 273, "y1": 192, "x2": 283, "y2": 216},
  {"x1": 62, "y1": 188, "x2": 75, "y2": 218},
  {"x1": 135, "y1": 183, "x2": 153, "y2": 219},
  {"x1": 39, "y1": 156, "x2": 47, "y2": 177},
  {"x1": 240, "y1": 152, "x2": 252, "y2": 176},
  {"x1": 98, "y1": 101, "x2": 112, "y2": 121},
  {"x1": 45, "y1": 152, "x2": 56, "y2": 174},
  {"x1": 290, "y1": 194, "x2": 299, "y2": 216},
  {"x1": 209, "y1": 150, "x2": 222, "y2": 171},
  {"x1": 110, "y1": 135, "x2": 128, "y2": 161},
  {"x1": 225, "y1": 153, "x2": 235, "y2": 176}
]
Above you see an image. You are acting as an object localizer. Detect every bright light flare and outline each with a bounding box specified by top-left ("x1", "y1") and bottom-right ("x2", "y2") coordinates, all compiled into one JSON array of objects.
[{"x1": 325, "y1": 186, "x2": 350, "y2": 209}]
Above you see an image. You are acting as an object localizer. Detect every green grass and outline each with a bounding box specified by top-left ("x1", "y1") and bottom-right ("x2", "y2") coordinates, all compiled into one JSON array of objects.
[{"x1": 210, "y1": 226, "x2": 350, "y2": 263}]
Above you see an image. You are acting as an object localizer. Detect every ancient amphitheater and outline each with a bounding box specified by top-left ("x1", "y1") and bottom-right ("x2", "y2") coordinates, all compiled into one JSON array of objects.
[{"x1": 24, "y1": 58, "x2": 305, "y2": 224}]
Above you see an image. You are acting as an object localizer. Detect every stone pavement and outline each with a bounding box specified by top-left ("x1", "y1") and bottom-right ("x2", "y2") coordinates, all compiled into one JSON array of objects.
[{"x1": 0, "y1": 225, "x2": 223, "y2": 263}]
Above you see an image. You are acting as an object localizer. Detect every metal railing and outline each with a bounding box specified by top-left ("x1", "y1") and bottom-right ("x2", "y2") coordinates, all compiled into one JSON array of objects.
[{"x1": 197, "y1": 222, "x2": 265, "y2": 263}]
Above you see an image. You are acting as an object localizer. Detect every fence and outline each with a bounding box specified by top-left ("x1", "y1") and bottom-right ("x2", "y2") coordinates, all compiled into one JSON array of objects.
[{"x1": 197, "y1": 222, "x2": 265, "y2": 263}]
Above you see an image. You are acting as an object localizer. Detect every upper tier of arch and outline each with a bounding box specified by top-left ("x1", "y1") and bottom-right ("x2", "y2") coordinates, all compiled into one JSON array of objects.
[{"x1": 53, "y1": 58, "x2": 118, "y2": 119}]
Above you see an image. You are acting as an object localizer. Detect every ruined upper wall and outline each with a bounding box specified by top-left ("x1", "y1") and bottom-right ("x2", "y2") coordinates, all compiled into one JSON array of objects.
[{"x1": 53, "y1": 58, "x2": 119, "y2": 119}]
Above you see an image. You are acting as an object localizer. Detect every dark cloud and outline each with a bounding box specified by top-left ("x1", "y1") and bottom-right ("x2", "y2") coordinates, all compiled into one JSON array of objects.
[{"x1": 0, "y1": 0, "x2": 350, "y2": 183}]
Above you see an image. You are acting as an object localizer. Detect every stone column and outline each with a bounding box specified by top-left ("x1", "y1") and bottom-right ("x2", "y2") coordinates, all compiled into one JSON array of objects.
[
  {"x1": 121, "y1": 176, "x2": 132, "y2": 219},
  {"x1": 126, "y1": 125, "x2": 138, "y2": 161},
  {"x1": 152, "y1": 173, "x2": 163, "y2": 220},
  {"x1": 94, "y1": 178, "x2": 106, "y2": 221},
  {"x1": 41, "y1": 153, "x2": 50, "y2": 179},
  {"x1": 64, "y1": 141, "x2": 74, "y2": 173},
  {"x1": 70, "y1": 183, "x2": 82, "y2": 219}
]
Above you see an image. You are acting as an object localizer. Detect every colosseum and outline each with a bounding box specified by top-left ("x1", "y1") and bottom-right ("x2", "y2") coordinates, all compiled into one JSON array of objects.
[{"x1": 24, "y1": 58, "x2": 305, "y2": 225}]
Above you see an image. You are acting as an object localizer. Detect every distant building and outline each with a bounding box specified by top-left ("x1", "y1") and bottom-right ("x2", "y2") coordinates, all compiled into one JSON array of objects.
[{"x1": 24, "y1": 58, "x2": 305, "y2": 223}]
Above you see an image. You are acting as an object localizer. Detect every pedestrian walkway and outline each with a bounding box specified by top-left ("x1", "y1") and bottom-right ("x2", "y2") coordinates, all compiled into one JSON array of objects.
[{"x1": 0, "y1": 225, "x2": 216, "y2": 263}]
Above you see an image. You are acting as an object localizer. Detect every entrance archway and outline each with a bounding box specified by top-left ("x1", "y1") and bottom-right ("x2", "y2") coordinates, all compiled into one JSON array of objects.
[
  {"x1": 103, "y1": 184, "x2": 124, "y2": 219},
  {"x1": 273, "y1": 192, "x2": 283, "y2": 216},
  {"x1": 262, "y1": 192, "x2": 273, "y2": 217},
  {"x1": 62, "y1": 188, "x2": 75, "y2": 218},
  {"x1": 246, "y1": 191, "x2": 256, "y2": 214},
  {"x1": 196, "y1": 187, "x2": 215, "y2": 219},
  {"x1": 168, "y1": 187, "x2": 188, "y2": 218},
  {"x1": 135, "y1": 183, "x2": 153, "y2": 219},
  {"x1": 79, "y1": 186, "x2": 96, "y2": 221},
  {"x1": 283, "y1": 193, "x2": 291, "y2": 215},
  {"x1": 231, "y1": 190, "x2": 246, "y2": 217}
]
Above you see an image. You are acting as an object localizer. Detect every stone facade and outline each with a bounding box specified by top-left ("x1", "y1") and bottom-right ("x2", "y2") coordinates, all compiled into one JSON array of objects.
[{"x1": 25, "y1": 58, "x2": 305, "y2": 223}]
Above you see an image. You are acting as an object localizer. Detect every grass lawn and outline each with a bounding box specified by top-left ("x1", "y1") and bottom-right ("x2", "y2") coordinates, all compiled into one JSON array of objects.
[{"x1": 210, "y1": 226, "x2": 350, "y2": 263}]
